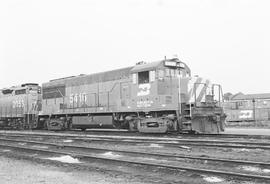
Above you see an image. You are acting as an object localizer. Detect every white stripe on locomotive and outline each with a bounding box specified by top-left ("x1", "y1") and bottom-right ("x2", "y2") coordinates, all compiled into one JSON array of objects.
[
  {"x1": 197, "y1": 79, "x2": 211, "y2": 102},
  {"x1": 187, "y1": 77, "x2": 212, "y2": 103}
]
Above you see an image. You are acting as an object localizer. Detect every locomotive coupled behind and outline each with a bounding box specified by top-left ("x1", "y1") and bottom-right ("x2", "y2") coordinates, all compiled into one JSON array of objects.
[
  {"x1": 0, "y1": 83, "x2": 41, "y2": 129},
  {"x1": 0, "y1": 58, "x2": 226, "y2": 134}
]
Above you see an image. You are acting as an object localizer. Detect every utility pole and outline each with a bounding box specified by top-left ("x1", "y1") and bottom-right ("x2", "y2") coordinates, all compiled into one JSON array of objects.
[{"x1": 252, "y1": 98, "x2": 256, "y2": 122}]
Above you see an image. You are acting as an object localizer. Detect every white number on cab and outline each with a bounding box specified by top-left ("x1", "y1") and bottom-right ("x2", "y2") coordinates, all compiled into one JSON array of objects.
[
  {"x1": 70, "y1": 93, "x2": 87, "y2": 104},
  {"x1": 12, "y1": 99, "x2": 25, "y2": 108}
]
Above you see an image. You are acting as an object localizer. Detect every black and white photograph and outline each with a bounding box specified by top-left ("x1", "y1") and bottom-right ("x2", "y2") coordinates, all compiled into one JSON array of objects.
[{"x1": 0, "y1": 0, "x2": 270, "y2": 183}]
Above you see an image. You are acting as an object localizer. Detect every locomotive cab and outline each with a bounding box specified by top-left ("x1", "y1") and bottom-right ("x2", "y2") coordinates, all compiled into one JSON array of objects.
[
  {"x1": 129, "y1": 58, "x2": 190, "y2": 133},
  {"x1": 129, "y1": 58, "x2": 226, "y2": 134}
]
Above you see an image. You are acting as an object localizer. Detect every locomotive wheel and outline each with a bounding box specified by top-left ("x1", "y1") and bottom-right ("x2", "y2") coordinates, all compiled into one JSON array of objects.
[
  {"x1": 67, "y1": 122, "x2": 72, "y2": 130},
  {"x1": 18, "y1": 121, "x2": 24, "y2": 130},
  {"x1": 128, "y1": 120, "x2": 137, "y2": 132},
  {"x1": 32, "y1": 121, "x2": 38, "y2": 129},
  {"x1": 189, "y1": 130, "x2": 198, "y2": 134},
  {"x1": 44, "y1": 120, "x2": 50, "y2": 130},
  {"x1": 112, "y1": 120, "x2": 123, "y2": 129}
]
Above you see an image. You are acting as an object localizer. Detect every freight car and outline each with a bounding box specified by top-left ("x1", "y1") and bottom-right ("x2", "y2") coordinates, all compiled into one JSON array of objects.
[
  {"x1": 0, "y1": 57, "x2": 226, "y2": 134},
  {"x1": 224, "y1": 94, "x2": 270, "y2": 122},
  {"x1": 0, "y1": 83, "x2": 41, "y2": 129}
]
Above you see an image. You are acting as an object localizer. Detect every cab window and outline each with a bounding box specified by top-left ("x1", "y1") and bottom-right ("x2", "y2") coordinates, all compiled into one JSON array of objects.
[
  {"x1": 29, "y1": 87, "x2": 38, "y2": 94},
  {"x1": 132, "y1": 73, "x2": 137, "y2": 84},
  {"x1": 165, "y1": 69, "x2": 170, "y2": 77},
  {"x1": 165, "y1": 68, "x2": 188, "y2": 78},
  {"x1": 158, "y1": 70, "x2": 164, "y2": 80},
  {"x1": 171, "y1": 69, "x2": 176, "y2": 77},
  {"x1": 177, "y1": 69, "x2": 186, "y2": 77},
  {"x1": 165, "y1": 69, "x2": 176, "y2": 77},
  {"x1": 138, "y1": 71, "x2": 149, "y2": 84},
  {"x1": 15, "y1": 89, "x2": 26, "y2": 95},
  {"x1": 149, "y1": 71, "x2": 155, "y2": 82}
]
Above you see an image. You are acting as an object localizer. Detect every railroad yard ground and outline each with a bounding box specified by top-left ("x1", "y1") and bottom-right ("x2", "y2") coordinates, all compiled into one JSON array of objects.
[
  {"x1": 0, "y1": 127, "x2": 270, "y2": 184},
  {"x1": 0, "y1": 155, "x2": 126, "y2": 184},
  {"x1": 0, "y1": 146, "x2": 228, "y2": 184},
  {"x1": 0, "y1": 154, "x2": 161, "y2": 184},
  {"x1": 224, "y1": 127, "x2": 270, "y2": 135}
]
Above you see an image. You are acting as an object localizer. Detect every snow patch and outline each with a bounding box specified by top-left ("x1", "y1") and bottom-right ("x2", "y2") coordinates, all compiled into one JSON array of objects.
[
  {"x1": 158, "y1": 141, "x2": 179, "y2": 144},
  {"x1": 203, "y1": 176, "x2": 224, "y2": 183},
  {"x1": 263, "y1": 169, "x2": 270, "y2": 173},
  {"x1": 239, "y1": 166, "x2": 270, "y2": 173},
  {"x1": 18, "y1": 143, "x2": 26, "y2": 145},
  {"x1": 179, "y1": 146, "x2": 191, "y2": 149},
  {"x1": 142, "y1": 157, "x2": 168, "y2": 162},
  {"x1": 2, "y1": 149, "x2": 10, "y2": 152},
  {"x1": 63, "y1": 140, "x2": 73, "y2": 143},
  {"x1": 241, "y1": 166, "x2": 261, "y2": 172},
  {"x1": 232, "y1": 148, "x2": 250, "y2": 152},
  {"x1": 149, "y1": 143, "x2": 163, "y2": 148},
  {"x1": 32, "y1": 145, "x2": 48, "y2": 149},
  {"x1": 239, "y1": 148, "x2": 250, "y2": 152},
  {"x1": 170, "y1": 141, "x2": 180, "y2": 144},
  {"x1": 46, "y1": 155, "x2": 81, "y2": 163},
  {"x1": 101, "y1": 151, "x2": 121, "y2": 158},
  {"x1": 122, "y1": 139, "x2": 134, "y2": 142},
  {"x1": 255, "y1": 148, "x2": 263, "y2": 152}
]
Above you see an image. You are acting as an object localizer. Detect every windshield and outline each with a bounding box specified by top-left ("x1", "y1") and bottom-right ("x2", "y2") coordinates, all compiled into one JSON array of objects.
[{"x1": 162, "y1": 68, "x2": 189, "y2": 78}]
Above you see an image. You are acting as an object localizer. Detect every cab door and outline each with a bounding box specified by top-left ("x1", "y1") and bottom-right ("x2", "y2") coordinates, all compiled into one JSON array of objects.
[{"x1": 120, "y1": 82, "x2": 130, "y2": 107}]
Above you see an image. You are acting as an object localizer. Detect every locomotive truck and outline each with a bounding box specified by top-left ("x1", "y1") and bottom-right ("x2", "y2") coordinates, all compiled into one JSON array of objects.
[{"x1": 0, "y1": 58, "x2": 226, "y2": 133}]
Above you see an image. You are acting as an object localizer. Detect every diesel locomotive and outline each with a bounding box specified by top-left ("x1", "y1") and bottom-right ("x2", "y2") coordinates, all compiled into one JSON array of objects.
[
  {"x1": 0, "y1": 83, "x2": 41, "y2": 129},
  {"x1": 0, "y1": 58, "x2": 226, "y2": 133}
]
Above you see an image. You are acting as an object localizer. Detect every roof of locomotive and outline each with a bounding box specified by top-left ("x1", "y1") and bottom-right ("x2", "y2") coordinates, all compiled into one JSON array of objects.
[
  {"x1": 43, "y1": 58, "x2": 191, "y2": 87},
  {"x1": 131, "y1": 60, "x2": 163, "y2": 73},
  {"x1": 130, "y1": 58, "x2": 191, "y2": 73},
  {"x1": 0, "y1": 83, "x2": 39, "y2": 96},
  {"x1": 43, "y1": 66, "x2": 133, "y2": 87}
]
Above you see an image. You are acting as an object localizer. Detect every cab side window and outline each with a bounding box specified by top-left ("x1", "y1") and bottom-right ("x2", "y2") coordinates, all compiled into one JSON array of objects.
[{"x1": 138, "y1": 71, "x2": 149, "y2": 84}]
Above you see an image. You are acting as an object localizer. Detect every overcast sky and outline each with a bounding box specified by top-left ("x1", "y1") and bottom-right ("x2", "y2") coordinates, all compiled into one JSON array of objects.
[{"x1": 0, "y1": 0, "x2": 269, "y2": 94}]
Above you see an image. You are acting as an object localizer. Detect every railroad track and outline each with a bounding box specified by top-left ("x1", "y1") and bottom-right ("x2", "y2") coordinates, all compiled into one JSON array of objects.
[
  {"x1": 68, "y1": 129, "x2": 270, "y2": 139},
  {"x1": 1, "y1": 131, "x2": 270, "y2": 150},
  {"x1": 0, "y1": 137, "x2": 270, "y2": 182},
  {"x1": 1, "y1": 137, "x2": 270, "y2": 166},
  {"x1": 1, "y1": 129, "x2": 270, "y2": 141},
  {"x1": 68, "y1": 129, "x2": 270, "y2": 140}
]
